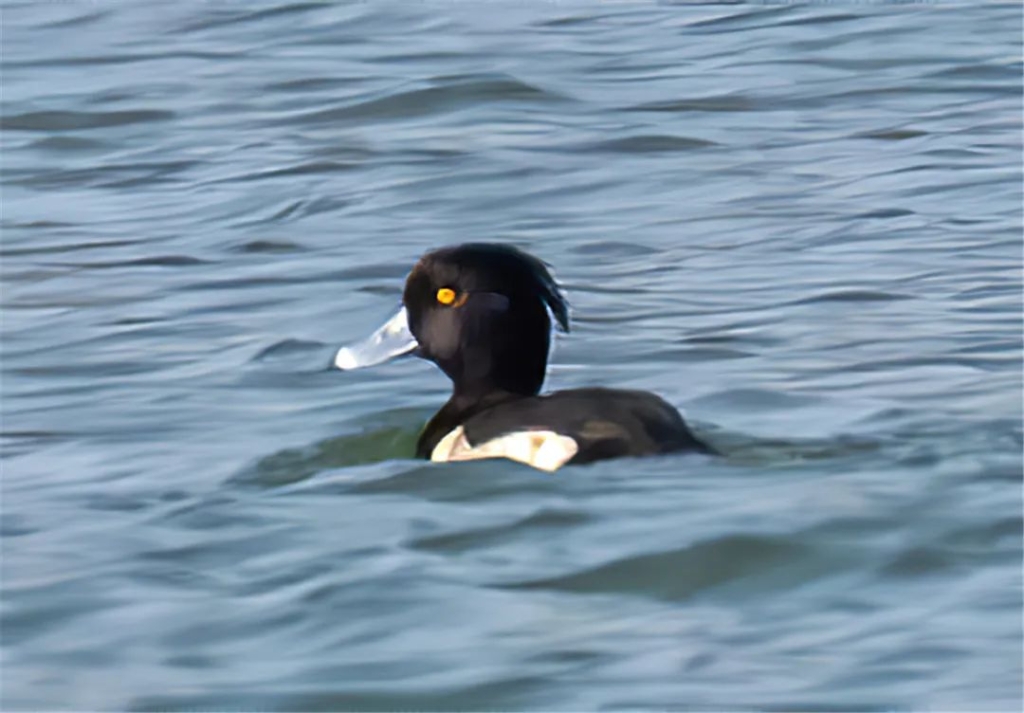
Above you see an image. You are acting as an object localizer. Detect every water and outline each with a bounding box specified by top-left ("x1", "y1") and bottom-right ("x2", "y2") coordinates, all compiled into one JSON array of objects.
[{"x1": 2, "y1": 2, "x2": 1021, "y2": 709}]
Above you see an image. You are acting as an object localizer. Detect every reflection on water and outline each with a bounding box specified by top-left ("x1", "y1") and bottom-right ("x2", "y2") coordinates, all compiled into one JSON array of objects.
[{"x1": 2, "y1": 2, "x2": 1021, "y2": 710}]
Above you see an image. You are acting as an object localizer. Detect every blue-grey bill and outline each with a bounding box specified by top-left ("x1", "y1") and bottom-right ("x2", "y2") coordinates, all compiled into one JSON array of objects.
[{"x1": 334, "y1": 306, "x2": 418, "y2": 370}]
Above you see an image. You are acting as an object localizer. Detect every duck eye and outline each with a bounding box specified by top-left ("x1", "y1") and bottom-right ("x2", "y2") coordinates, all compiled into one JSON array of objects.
[{"x1": 436, "y1": 287, "x2": 457, "y2": 305}]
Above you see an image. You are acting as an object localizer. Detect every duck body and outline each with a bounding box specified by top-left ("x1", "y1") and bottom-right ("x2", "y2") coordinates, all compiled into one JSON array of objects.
[
  {"x1": 335, "y1": 243, "x2": 712, "y2": 471},
  {"x1": 419, "y1": 387, "x2": 711, "y2": 471}
]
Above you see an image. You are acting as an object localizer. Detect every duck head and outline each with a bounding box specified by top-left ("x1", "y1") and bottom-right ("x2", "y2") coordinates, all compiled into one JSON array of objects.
[{"x1": 335, "y1": 243, "x2": 569, "y2": 397}]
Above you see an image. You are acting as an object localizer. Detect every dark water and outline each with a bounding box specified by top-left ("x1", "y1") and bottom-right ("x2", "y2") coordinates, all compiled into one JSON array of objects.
[{"x1": 2, "y1": 2, "x2": 1022, "y2": 710}]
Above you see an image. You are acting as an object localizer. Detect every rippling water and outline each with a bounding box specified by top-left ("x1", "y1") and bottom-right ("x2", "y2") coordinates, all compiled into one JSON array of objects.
[{"x1": 2, "y1": 2, "x2": 1022, "y2": 710}]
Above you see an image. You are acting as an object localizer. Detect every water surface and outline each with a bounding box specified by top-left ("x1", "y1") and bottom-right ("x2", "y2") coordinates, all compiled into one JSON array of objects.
[{"x1": 2, "y1": 2, "x2": 1022, "y2": 710}]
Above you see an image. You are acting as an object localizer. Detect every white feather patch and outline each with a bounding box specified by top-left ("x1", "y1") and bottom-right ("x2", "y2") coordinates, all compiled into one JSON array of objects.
[{"x1": 430, "y1": 426, "x2": 579, "y2": 472}]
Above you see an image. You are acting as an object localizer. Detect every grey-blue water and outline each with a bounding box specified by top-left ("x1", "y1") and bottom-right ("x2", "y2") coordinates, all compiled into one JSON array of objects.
[{"x1": 2, "y1": 2, "x2": 1021, "y2": 710}]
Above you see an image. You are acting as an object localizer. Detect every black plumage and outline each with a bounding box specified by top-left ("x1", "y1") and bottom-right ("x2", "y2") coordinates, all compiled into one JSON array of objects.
[{"x1": 340, "y1": 243, "x2": 712, "y2": 469}]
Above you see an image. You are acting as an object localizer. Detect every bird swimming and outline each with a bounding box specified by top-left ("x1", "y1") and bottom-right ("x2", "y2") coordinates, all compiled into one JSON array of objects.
[{"x1": 335, "y1": 243, "x2": 712, "y2": 471}]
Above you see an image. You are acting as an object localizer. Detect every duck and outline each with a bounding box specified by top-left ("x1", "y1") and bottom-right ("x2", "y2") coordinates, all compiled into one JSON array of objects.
[{"x1": 334, "y1": 243, "x2": 712, "y2": 471}]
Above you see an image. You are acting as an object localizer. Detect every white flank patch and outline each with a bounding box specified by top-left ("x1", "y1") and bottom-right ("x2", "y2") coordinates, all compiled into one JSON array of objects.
[{"x1": 431, "y1": 426, "x2": 579, "y2": 472}]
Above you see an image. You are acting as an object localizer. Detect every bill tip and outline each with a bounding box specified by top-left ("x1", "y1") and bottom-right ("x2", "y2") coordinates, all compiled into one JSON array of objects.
[{"x1": 334, "y1": 347, "x2": 358, "y2": 370}]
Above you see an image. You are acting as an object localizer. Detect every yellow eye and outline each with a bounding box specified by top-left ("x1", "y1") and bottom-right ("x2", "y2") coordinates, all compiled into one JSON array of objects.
[{"x1": 436, "y1": 287, "x2": 457, "y2": 305}]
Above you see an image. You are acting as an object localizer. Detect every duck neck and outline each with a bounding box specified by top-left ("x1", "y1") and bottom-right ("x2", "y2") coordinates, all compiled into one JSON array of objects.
[{"x1": 454, "y1": 337, "x2": 548, "y2": 399}]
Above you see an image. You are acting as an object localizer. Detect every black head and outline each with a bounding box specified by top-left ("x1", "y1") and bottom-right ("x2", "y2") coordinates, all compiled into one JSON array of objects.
[{"x1": 403, "y1": 243, "x2": 569, "y2": 397}]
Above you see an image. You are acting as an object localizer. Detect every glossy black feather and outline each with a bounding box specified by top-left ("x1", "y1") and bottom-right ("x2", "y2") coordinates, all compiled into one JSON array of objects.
[
  {"x1": 397, "y1": 243, "x2": 713, "y2": 465},
  {"x1": 459, "y1": 388, "x2": 712, "y2": 464}
]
